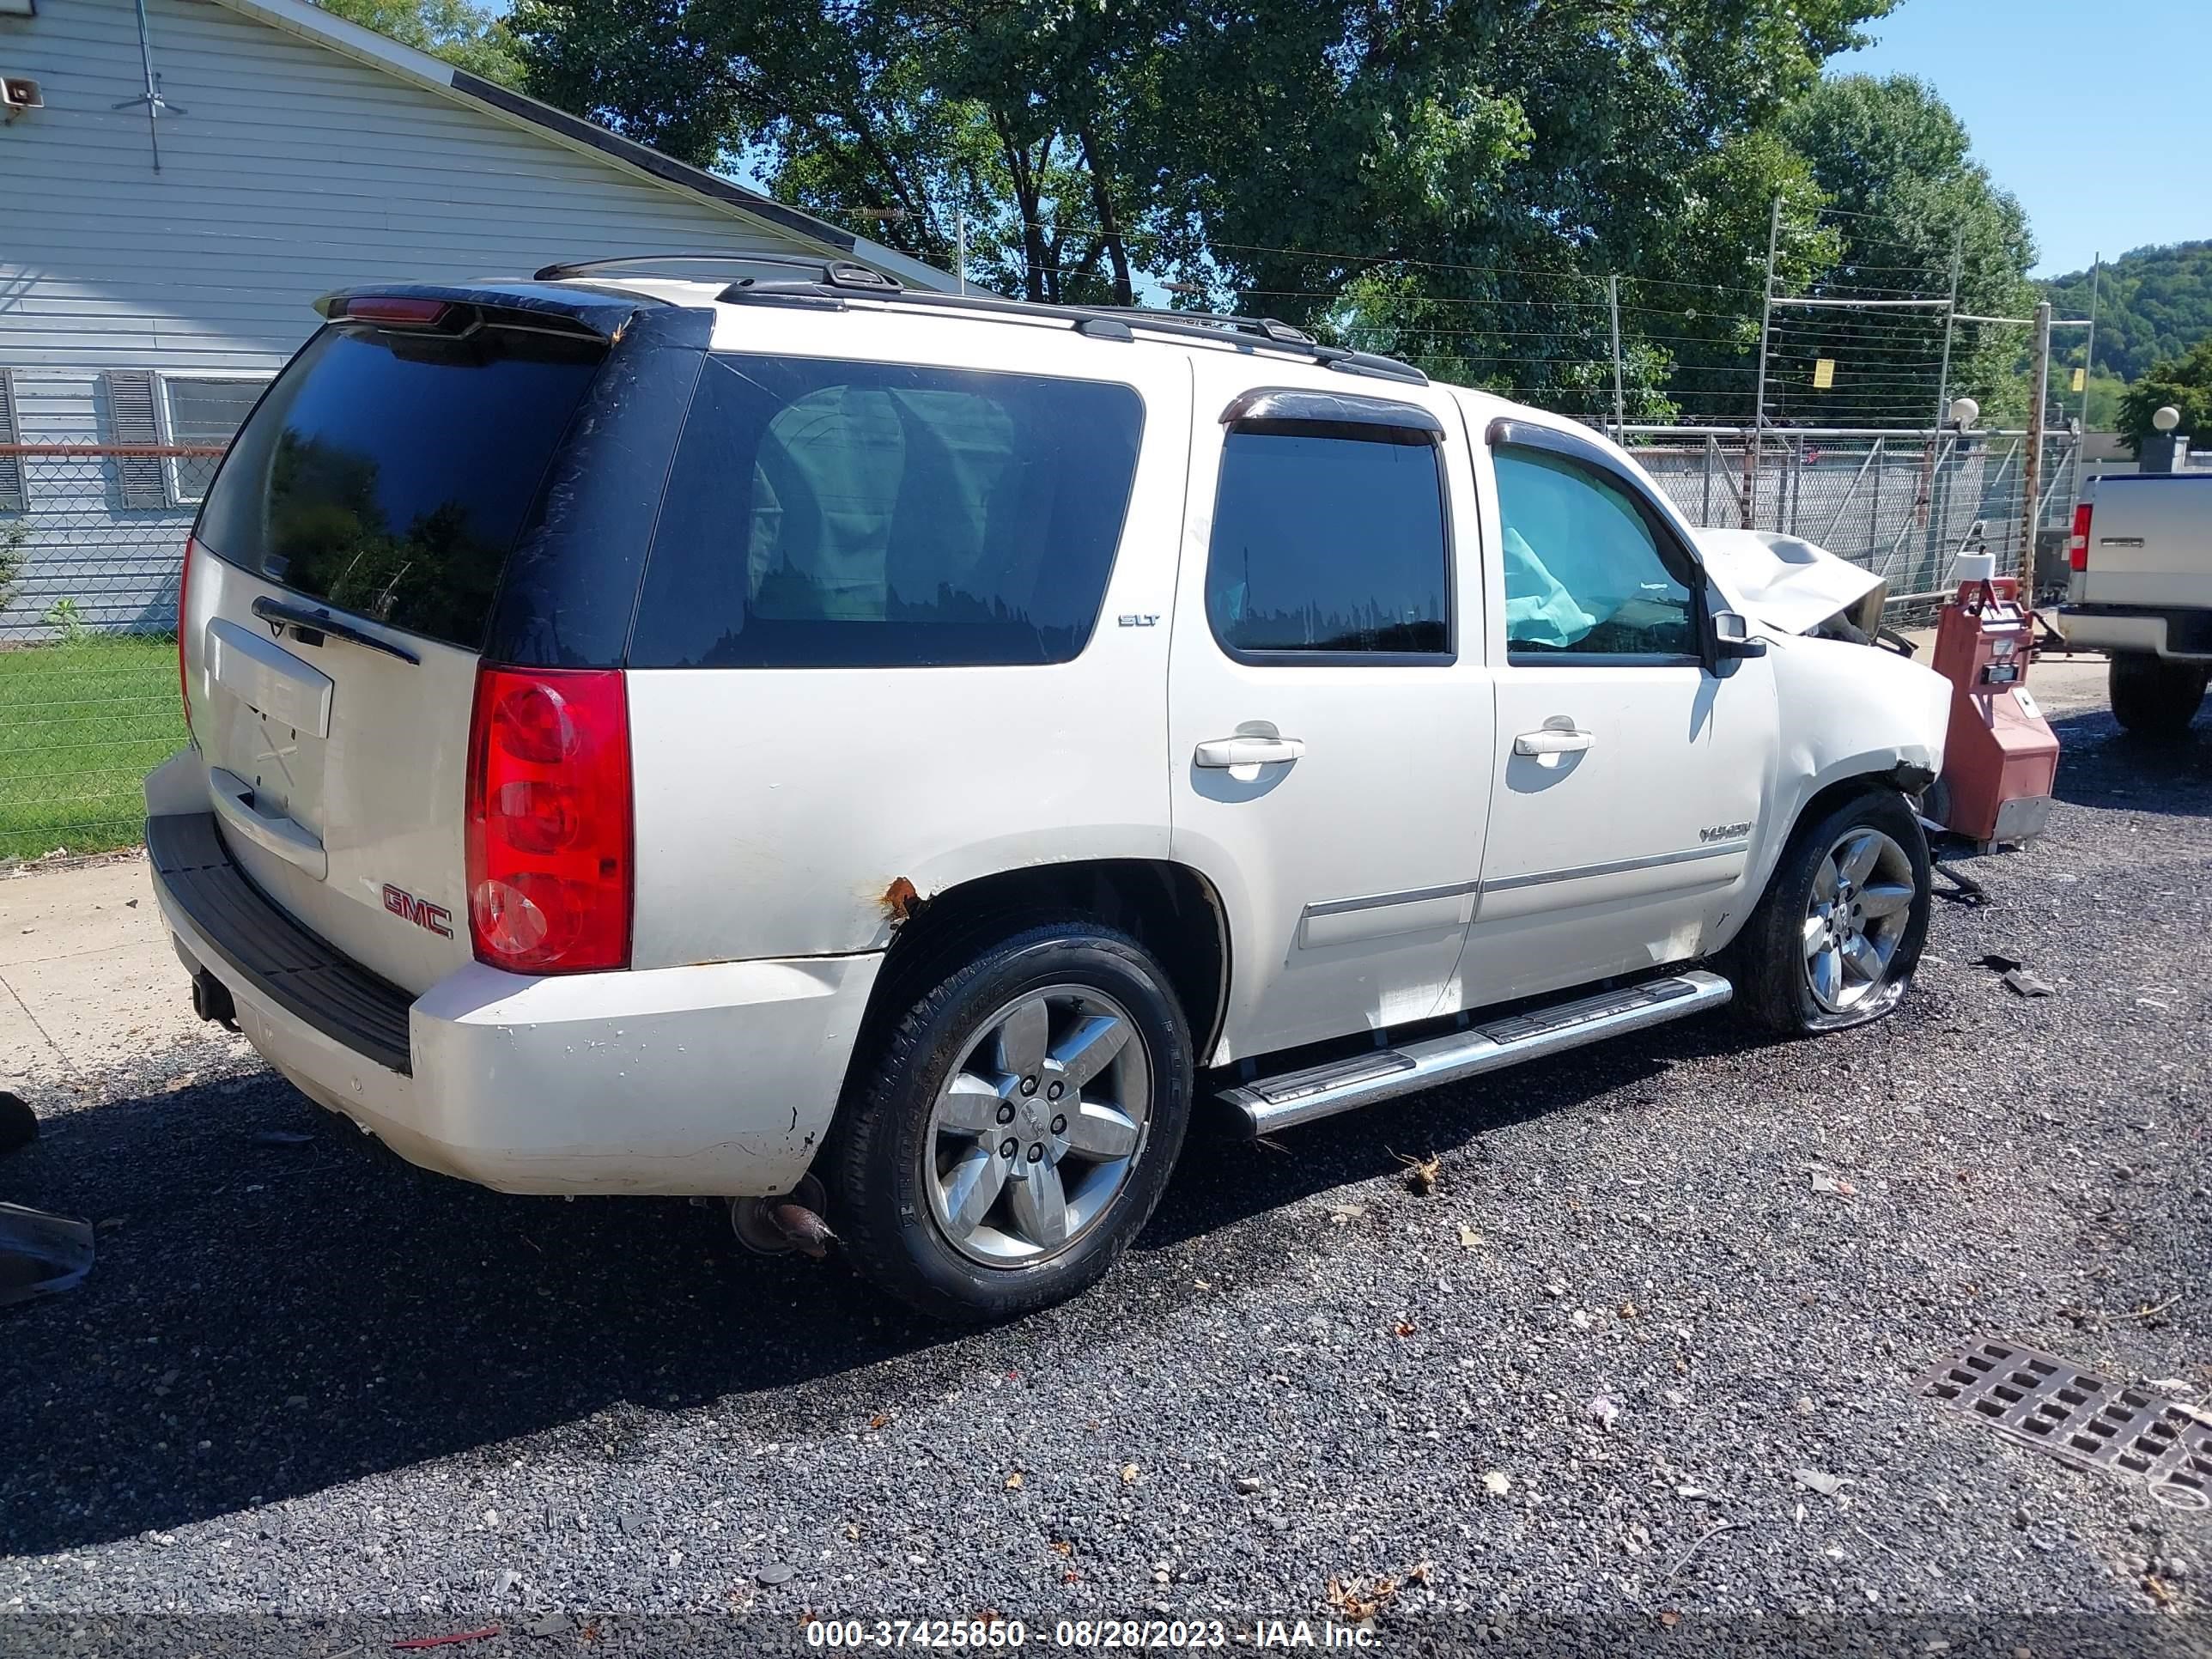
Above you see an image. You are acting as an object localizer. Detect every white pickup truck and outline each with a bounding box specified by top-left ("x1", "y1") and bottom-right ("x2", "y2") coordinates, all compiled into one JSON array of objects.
[
  {"x1": 2062, "y1": 471, "x2": 2212, "y2": 735},
  {"x1": 148, "y1": 259, "x2": 1952, "y2": 1319}
]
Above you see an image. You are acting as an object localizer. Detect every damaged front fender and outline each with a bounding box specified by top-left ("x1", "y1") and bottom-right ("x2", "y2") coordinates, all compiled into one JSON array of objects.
[{"x1": 1765, "y1": 630, "x2": 1953, "y2": 831}]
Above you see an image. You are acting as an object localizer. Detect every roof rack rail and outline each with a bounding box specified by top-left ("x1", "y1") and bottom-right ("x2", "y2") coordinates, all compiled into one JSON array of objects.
[
  {"x1": 876, "y1": 290, "x2": 1430, "y2": 386},
  {"x1": 532, "y1": 249, "x2": 1427, "y2": 386},
  {"x1": 533, "y1": 251, "x2": 902, "y2": 291}
]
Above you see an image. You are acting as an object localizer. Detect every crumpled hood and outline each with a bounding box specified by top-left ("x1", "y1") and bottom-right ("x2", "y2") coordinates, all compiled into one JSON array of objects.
[{"x1": 1692, "y1": 527, "x2": 1887, "y2": 636}]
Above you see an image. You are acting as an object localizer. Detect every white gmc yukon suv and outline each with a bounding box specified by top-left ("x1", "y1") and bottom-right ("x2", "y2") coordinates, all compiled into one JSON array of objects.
[{"x1": 148, "y1": 258, "x2": 1952, "y2": 1320}]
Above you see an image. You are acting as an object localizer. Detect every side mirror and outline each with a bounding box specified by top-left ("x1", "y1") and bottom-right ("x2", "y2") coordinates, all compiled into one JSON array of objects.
[{"x1": 1711, "y1": 609, "x2": 1767, "y2": 659}]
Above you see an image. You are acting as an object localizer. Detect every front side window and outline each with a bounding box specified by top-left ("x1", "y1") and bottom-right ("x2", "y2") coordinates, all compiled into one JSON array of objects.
[
  {"x1": 629, "y1": 355, "x2": 1145, "y2": 668},
  {"x1": 1493, "y1": 445, "x2": 1697, "y2": 659},
  {"x1": 1205, "y1": 429, "x2": 1449, "y2": 658}
]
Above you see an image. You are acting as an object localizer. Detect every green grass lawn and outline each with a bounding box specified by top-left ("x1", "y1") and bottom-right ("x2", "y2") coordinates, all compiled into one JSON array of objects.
[{"x1": 0, "y1": 635, "x2": 187, "y2": 863}]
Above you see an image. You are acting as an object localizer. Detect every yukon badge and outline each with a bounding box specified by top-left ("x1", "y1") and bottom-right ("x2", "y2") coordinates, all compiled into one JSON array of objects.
[
  {"x1": 382, "y1": 883, "x2": 453, "y2": 938},
  {"x1": 1700, "y1": 821, "x2": 1753, "y2": 843}
]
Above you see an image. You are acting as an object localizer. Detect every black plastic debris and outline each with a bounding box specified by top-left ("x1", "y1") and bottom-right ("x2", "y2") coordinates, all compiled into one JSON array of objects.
[
  {"x1": 1972, "y1": 953, "x2": 2057, "y2": 997},
  {"x1": 0, "y1": 1091, "x2": 34, "y2": 1155},
  {"x1": 0, "y1": 1200, "x2": 94, "y2": 1306},
  {"x1": 1930, "y1": 863, "x2": 1988, "y2": 907}
]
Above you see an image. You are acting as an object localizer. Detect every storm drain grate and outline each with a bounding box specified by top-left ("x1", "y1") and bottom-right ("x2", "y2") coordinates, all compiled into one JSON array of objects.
[{"x1": 1919, "y1": 1340, "x2": 2212, "y2": 1511}]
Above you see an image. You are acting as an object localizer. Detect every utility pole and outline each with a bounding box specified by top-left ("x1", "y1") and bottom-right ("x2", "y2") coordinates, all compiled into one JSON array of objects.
[
  {"x1": 2020, "y1": 299, "x2": 2052, "y2": 574},
  {"x1": 2074, "y1": 252, "x2": 2100, "y2": 505},
  {"x1": 1926, "y1": 230, "x2": 1964, "y2": 579},
  {"x1": 956, "y1": 209, "x2": 967, "y2": 295},
  {"x1": 1744, "y1": 197, "x2": 1780, "y2": 528},
  {"x1": 2087, "y1": 252, "x2": 2106, "y2": 393},
  {"x1": 1607, "y1": 275, "x2": 1626, "y2": 440},
  {"x1": 1931, "y1": 230, "x2": 1963, "y2": 431},
  {"x1": 2081, "y1": 252, "x2": 2100, "y2": 415}
]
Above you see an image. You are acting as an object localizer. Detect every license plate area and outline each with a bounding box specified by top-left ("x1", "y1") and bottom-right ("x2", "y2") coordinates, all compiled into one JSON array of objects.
[{"x1": 206, "y1": 618, "x2": 335, "y2": 737}]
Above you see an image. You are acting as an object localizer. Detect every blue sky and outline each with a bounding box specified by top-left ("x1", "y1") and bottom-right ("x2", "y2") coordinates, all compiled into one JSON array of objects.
[{"x1": 1833, "y1": 0, "x2": 2212, "y2": 276}]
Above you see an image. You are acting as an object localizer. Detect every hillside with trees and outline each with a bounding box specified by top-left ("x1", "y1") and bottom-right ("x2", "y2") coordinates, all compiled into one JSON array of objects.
[{"x1": 2044, "y1": 241, "x2": 2212, "y2": 386}]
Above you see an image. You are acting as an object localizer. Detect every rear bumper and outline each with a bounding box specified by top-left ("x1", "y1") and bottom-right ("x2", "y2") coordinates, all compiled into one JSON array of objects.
[
  {"x1": 2058, "y1": 604, "x2": 2212, "y2": 660},
  {"x1": 148, "y1": 808, "x2": 881, "y2": 1196}
]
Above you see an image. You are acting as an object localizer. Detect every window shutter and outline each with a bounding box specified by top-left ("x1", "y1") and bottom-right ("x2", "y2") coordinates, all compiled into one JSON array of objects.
[
  {"x1": 0, "y1": 371, "x2": 22, "y2": 514},
  {"x1": 103, "y1": 370, "x2": 170, "y2": 510}
]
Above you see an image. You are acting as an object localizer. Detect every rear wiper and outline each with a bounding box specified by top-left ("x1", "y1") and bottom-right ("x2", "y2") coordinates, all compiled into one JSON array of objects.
[{"x1": 250, "y1": 597, "x2": 421, "y2": 665}]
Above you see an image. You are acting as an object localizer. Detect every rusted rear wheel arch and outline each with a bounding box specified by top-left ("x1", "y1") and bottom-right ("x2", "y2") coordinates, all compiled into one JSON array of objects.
[{"x1": 825, "y1": 859, "x2": 1231, "y2": 1157}]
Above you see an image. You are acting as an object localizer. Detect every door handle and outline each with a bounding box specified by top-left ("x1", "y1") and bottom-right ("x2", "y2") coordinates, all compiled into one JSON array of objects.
[
  {"x1": 1512, "y1": 726, "x2": 1594, "y2": 757},
  {"x1": 1194, "y1": 734, "x2": 1306, "y2": 769}
]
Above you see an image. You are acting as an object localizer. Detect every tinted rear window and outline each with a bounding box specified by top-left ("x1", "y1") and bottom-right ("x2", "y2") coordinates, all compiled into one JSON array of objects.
[
  {"x1": 1206, "y1": 430, "x2": 1449, "y2": 656},
  {"x1": 629, "y1": 354, "x2": 1144, "y2": 668},
  {"x1": 195, "y1": 324, "x2": 604, "y2": 650}
]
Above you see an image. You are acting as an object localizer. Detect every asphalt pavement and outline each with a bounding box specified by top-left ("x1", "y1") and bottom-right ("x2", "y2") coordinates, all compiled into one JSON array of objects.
[{"x1": 1, "y1": 690, "x2": 2207, "y2": 1656}]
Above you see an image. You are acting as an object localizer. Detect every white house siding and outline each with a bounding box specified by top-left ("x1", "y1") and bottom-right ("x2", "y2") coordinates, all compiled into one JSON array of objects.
[{"x1": 0, "y1": 0, "x2": 836, "y2": 635}]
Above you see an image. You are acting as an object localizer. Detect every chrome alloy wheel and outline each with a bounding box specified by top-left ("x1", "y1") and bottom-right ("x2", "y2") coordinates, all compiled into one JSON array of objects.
[
  {"x1": 1802, "y1": 828, "x2": 1917, "y2": 1014},
  {"x1": 922, "y1": 985, "x2": 1153, "y2": 1267}
]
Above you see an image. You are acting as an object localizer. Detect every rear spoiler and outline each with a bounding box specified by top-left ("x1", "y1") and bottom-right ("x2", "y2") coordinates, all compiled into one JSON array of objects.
[{"x1": 313, "y1": 281, "x2": 676, "y2": 343}]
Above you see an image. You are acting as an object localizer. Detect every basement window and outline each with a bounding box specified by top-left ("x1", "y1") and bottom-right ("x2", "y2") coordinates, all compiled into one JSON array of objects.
[{"x1": 158, "y1": 374, "x2": 273, "y2": 504}]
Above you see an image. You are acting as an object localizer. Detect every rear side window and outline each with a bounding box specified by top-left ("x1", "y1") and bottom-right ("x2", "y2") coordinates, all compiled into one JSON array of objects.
[
  {"x1": 1205, "y1": 430, "x2": 1449, "y2": 658},
  {"x1": 194, "y1": 325, "x2": 604, "y2": 649},
  {"x1": 629, "y1": 355, "x2": 1144, "y2": 668}
]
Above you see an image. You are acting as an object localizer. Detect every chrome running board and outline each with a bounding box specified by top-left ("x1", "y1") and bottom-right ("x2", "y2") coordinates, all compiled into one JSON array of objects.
[{"x1": 1219, "y1": 970, "x2": 1733, "y2": 1137}]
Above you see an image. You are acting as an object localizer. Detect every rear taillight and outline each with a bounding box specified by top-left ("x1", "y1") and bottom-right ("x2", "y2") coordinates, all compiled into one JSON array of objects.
[
  {"x1": 465, "y1": 665, "x2": 632, "y2": 975},
  {"x1": 178, "y1": 536, "x2": 197, "y2": 738},
  {"x1": 2069, "y1": 501, "x2": 2093, "y2": 572}
]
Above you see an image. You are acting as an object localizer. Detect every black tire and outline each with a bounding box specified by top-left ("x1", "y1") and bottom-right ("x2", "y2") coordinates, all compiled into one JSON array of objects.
[
  {"x1": 1730, "y1": 787, "x2": 1931, "y2": 1036},
  {"x1": 2109, "y1": 653, "x2": 2209, "y2": 738},
  {"x1": 830, "y1": 921, "x2": 1193, "y2": 1322}
]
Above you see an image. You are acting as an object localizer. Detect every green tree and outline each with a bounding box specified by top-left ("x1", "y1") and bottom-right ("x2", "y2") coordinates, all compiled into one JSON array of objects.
[
  {"x1": 315, "y1": 0, "x2": 525, "y2": 88},
  {"x1": 1772, "y1": 74, "x2": 2035, "y2": 428},
  {"x1": 512, "y1": 0, "x2": 1893, "y2": 383},
  {"x1": 510, "y1": 0, "x2": 1179, "y2": 305},
  {"x1": 2117, "y1": 337, "x2": 2212, "y2": 454},
  {"x1": 1141, "y1": 0, "x2": 1887, "y2": 414}
]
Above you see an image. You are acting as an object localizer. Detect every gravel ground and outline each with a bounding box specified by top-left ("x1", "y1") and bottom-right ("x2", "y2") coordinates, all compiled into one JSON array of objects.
[{"x1": 3, "y1": 701, "x2": 2209, "y2": 1656}]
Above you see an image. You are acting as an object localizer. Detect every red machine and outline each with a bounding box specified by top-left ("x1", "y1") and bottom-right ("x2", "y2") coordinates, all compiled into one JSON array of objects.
[{"x1": 1929, "y1": 575, "x2": 2059, "y2": 848}]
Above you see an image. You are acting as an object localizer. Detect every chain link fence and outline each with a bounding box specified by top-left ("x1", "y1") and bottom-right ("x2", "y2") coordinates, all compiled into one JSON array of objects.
[
  {"x1": 0, "y1": 420, "x2": 2087, "y2": 863},
  {"x1": 1, "y1": 444, "x2": 217, "y2": 640},
  {"x1": 0, "y1": 446, "x2": 210, "y2": 862},
  {"x1": 1622, "y1": 426, "x2": 2081, "y2": 612}
]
